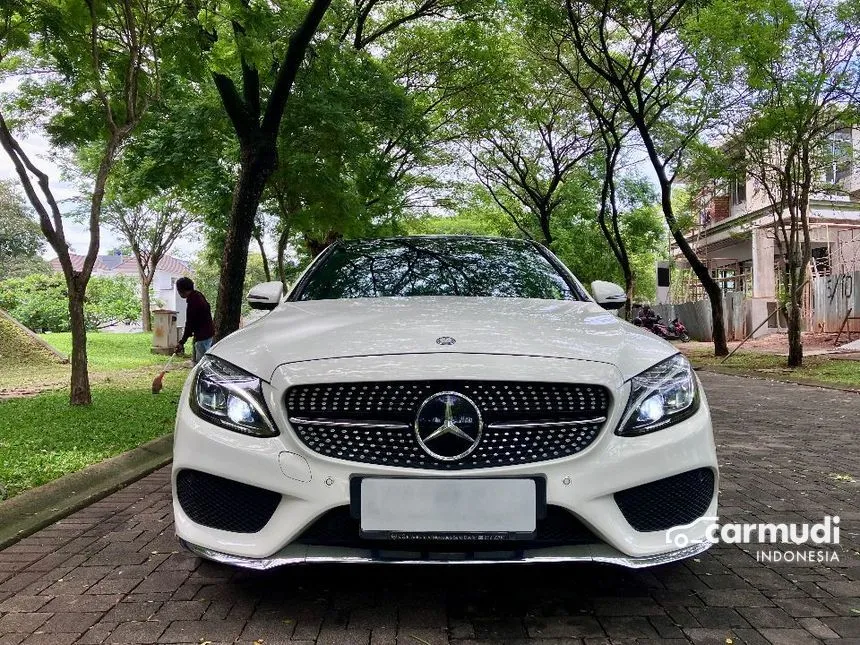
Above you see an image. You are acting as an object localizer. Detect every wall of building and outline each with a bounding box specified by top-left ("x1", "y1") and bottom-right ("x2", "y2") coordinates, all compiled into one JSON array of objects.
[
  {"x1": 812, "y1": 271, "x2": 860, "y2": 334},
  {"x1": 652, "y1": 293, "x2": 748, "y2": 342},
  {"x1": 657, "y1": 270, "x2": 860, "y2": 341}
]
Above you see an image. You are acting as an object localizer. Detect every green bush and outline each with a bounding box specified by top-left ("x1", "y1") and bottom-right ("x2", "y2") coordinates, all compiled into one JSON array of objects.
[{"x1": 0, "y1": 273, "x2": 142, "y2": 332}]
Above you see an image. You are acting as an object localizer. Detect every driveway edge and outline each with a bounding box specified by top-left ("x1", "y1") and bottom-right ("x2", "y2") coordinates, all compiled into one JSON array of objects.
[
  {"x1": 0, "y1": 433, "x2": 173, "y2": 550},
  {"x1": 695, "y1": 364, "x2": 860, "y2": 394}
]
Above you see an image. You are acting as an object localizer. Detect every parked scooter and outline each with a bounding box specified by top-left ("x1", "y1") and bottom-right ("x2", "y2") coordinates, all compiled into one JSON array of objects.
[
  {"x1": 666, "y1": 318, "x2": 691, "y2": 342},
  {"x1": 632, "y1": 305, "x2": 691, "y2": 342}
]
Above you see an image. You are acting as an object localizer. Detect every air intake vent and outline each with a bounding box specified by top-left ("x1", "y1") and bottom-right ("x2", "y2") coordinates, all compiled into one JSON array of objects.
[
  {"x1": 614, "y1": 468, "x2": 715, "y2": 532},
  {"x1": 176, "y1": 469, "x2": 281, "y2": 533}
]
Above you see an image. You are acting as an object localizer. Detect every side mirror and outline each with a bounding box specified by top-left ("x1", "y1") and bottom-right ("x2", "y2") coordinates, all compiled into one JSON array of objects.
[
  {"x1": 591, "y1": 280, "x2": 627, "y2": 310},
  {"x1": 247, "y1": 281, "x2": 284, "y2": 311}
]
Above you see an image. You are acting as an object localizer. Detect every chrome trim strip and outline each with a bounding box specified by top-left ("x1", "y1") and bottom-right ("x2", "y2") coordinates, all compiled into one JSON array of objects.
[
  {"x1": 180, "y1": 539, "x2": 712, "y2": 571},
  {"x1": 487, "y1": 417, "x2": 606, "y2": 430},
  {"x1": 289, "y1": 417, "x2": 607, "y2": 432},
  {"x1": 288, "y1": 417, "x2": 411, "y2": 431}
]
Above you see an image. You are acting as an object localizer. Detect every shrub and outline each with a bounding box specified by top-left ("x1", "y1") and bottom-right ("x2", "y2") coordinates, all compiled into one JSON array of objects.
[{"x1": 0, "y1": 273, "x2": 142, "y2": 332}]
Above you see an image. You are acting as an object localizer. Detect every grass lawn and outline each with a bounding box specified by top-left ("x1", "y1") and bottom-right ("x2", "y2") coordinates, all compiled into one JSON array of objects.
[
  {"x1": 40, "y1": 331, "x2": 171, "y2": 370},
  {"x1": 685, "y1": 347, "x2": 860, "y2": 389},
  {"x1": 0, "y1": 331, "x2": 188, "y2": 499},
  {"x1": 0, "y1": 377, "x2": 182, "y2": 498},
  {"x1": 0, "y1": 332, "x2": 180, "y2": 392}
]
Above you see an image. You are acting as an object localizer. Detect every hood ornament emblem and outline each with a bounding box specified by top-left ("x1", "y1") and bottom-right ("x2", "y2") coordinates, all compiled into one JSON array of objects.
[
  {"x1": 436, "y1": 336, "x2": 456, "y2": 346},
  {"x1": 414, "y1": 392, "x2": 482, "y2": 461}
]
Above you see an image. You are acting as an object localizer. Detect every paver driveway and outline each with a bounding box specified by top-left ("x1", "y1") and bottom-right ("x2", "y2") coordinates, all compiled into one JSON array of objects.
[{"x1": 0, "y1": 372, "x2": 857, "y2": 645}]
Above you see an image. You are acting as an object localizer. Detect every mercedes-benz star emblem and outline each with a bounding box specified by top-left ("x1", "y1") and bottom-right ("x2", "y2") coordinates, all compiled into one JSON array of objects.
[
  {"x1": 435, "y1": 336, "x2": 456, "y2": 346},
  {"x1": 414, "y1": 392, "x2": 482, "y2": 461}
]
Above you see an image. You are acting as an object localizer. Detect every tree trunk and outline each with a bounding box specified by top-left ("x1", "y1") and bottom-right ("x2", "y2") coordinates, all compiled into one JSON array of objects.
[
  {"x1": 623, "y1": 270, "x2": 634, "y2": 321},
  {"x1": 254, "y1": 229, "x2": 272, "y2": 282},
  {"x1": 538, "y1": 210, "x2": 553, "y2": 246},
  {"x1": 213, "y1": 140, "x2": 277, "y2": 340},
  {"x1": 277, "y1": 222, "x2": 291, "y2": 287},
  {"x1": 786, "y1": 292, "x2": 803, "y2": 367},
  {"x1": 141, "y1": 274, "x2": 153, "y2": 333},
  {"x1": 68, "y1": 280, "x2": 91, "y2": 406}
]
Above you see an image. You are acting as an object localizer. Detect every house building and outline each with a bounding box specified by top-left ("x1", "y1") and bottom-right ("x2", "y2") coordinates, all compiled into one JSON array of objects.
[
  {"x1": 49, "y1": 252, "x2": 192, "y2": 329},
  {"x1": 675, "y1": 128, "x2": 860, "y2": 337}
]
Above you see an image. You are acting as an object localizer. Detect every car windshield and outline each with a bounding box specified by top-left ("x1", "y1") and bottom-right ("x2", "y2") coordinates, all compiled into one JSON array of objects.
[{"x1": 294, "y1": 237, "x2": 582, "y2": 301}]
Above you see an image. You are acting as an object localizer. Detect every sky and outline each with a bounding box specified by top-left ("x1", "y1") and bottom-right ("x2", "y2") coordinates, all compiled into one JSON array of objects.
[
  {"x1": 0, "y1": 140, "x2": 204, "y2": 261},
  {"x1": 0, "y1": 75, "x2": 203, "y2": 262}
]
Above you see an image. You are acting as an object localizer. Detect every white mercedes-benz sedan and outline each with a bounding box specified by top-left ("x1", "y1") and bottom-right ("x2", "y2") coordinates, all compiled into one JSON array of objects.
[{"x1": 172, "y1": 236, "x2": 718, "y2": 568}]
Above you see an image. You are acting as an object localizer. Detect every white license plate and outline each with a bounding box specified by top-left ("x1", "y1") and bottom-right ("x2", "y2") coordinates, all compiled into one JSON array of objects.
[{"x1": 359, "y1": 478, "x2": 537, "y2": 535}]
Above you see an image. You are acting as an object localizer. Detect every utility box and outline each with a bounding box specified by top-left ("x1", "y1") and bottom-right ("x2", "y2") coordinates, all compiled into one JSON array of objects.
[{"x1": 152, "y1": 309, "x2": 178, "y2": 355}]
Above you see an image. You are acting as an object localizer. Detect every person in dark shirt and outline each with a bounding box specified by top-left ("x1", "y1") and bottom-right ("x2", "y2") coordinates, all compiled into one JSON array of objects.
[{"x1": 174, "y1": 277, "x2": 215, "y2": 364}]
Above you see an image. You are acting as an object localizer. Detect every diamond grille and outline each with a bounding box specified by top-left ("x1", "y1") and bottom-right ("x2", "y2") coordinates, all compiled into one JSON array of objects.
[{"x1": 285, "y1": 381, "x2": 610, "y2": 469}]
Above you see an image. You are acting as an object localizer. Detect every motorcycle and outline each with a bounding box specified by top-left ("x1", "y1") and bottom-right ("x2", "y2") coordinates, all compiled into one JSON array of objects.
[
  {"x1": 633, "y1": 307, "x2": 691, "y2": 342},
  {"x1": 666, "y1": 318, "x2": 691, "y2": 342}
]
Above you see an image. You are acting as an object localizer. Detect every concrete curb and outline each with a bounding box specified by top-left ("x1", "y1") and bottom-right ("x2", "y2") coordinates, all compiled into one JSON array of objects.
[
  {"x1": 696, "y1": 364, "x2": 860, "y2": 394},
  {"x1": 0, "y1": 433, "x2": 173, "y2": 550}
]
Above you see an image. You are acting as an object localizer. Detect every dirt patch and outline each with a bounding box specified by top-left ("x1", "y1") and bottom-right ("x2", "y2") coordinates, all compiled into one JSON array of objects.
[
  {"x1": 679, "y1": 331, "x2": 853, "y2": 355},
  {"x1": 0, "y1": 312, "x2": 66, "y2": 368}
]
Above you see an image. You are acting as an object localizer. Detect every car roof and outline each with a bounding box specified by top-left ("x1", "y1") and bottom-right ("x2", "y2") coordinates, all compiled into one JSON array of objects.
[{"x1": 337, "y1": 235, "x2": 537, "y2": 246}]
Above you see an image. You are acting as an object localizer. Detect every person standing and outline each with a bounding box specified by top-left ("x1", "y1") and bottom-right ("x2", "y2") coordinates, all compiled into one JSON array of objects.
[{"x1": 174, "y1": 277, "x2": 215, "y2": 364}]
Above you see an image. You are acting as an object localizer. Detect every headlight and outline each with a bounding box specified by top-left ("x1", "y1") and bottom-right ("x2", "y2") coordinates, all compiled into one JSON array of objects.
[
  {"x1": 190, "y1": 356, "x2": 278, "y2": 437},
  {"x1": 617, "y1": 354, "x2": 699, "y2": 436}
]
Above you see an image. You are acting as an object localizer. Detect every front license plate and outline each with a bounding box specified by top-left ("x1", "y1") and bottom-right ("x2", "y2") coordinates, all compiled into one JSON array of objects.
[{"x1": 359, "y1": 478, "x2": 537, "y2": 538}]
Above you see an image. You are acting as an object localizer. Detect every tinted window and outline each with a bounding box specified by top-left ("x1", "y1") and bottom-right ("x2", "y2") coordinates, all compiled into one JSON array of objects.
[{"x1": 295, "y1": 238, "x2": 581, "y2": 301}]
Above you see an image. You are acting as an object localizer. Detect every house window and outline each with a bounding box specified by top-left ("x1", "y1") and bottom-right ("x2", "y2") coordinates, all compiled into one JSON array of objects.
[
  {"x1": 811, "y1": 246, "x2": 831, "y2": 276},
  {"x1": 730, "y1": 172, "x2": 746, "y2": 205},
  {"x1": 824, "y1": 128, "x2": 853, "y2": 186}
]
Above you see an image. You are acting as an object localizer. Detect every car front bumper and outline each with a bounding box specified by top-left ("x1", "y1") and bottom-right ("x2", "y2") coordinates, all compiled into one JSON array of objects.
[{"x1": 172, "y1": 353, "x2": 719, "y2": 567}]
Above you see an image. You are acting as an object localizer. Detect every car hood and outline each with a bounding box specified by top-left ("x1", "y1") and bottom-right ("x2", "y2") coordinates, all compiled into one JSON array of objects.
[{"x1": 211, "y1": 296, "x2": 677, "y2": 381}]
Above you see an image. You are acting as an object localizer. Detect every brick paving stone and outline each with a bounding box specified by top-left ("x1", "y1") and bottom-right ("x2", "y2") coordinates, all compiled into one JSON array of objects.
[
  {"x1": 758, "y1": 627, "x2": 823, "y2": 644},
  {"x1": 597, "y1": 616, "x2": 659, "y2": 639},
  {"x1": 20, "y1": 632, "x2": 79, "y2": 645},
  {"x1": 691, "y1": 606, "x2": 753, "y2": 629},
  {"x1": 0, "y1": 598, "x2": 49, "y2": 614},
  {"x1": 736, "y1": 606, "x2": 797, "y2": 628},
  {"x1": 76, "y1": 620, "x2": 118, "y2": 644},
  {"x1": 0, "y1": 614, "x2": 51, "y2": 634},
  {"x1": 157, "y1": 618, "x2": 244, "y2": 642},
  {"x1": 41, "y1": 594, "x2": 122, "y2": 614},
  {"x1": 0, "y1": 635, "x2": 26, "y2": 645},
  {"x1": 775, "y1": 596, "x2": 837, "y2": 617},
  {"x1": 525, "y1": 616, "x2": 605, "y2": 639},
  {"x1": 820, "y1": 616, "x2": 860, "y2": 638},
  {"x1": 730, "y1": 628, "x2": 771, "y2": 645},
  {"x1": 151, "y1": 599, "x2": 208, "y2": 621},
  {"x1": 103, "y1": 620, "x2": 166, "y2": 644},
  {"x1": 798, "y1": 616, "x2": 840, "y2": 639},
  {"x1": 38, "y1": 610, "x2": 101, "y2": 634},
  {"x1": 0, "y1": 373, "x2": 856, "y2": 645},
  {"x1": 683, "y1": 628, "x2": 739, "y2": 644}
]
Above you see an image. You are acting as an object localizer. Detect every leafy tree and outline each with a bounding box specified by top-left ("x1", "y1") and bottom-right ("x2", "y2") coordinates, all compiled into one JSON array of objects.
[
  {"x1": 412, "y1": 177, "x2": 666, "y2": 302},
  {"x1": 467, "y1": 45, "x2": 597, "y2": 246},
  {"x1": 185, "y1": 0, "x2": 502, "y2": 338},
  {"x1": 262, "y1": 39, "x2": 414, "y2": 279},
  {"x1": 535, "y1": 0, "x2": 741, "y2": 356},
  {"x1": 708, "y1": 0, "x2": 860, "y2": 366},
  {"x1": 0, "y1": 179, "x2": 47, "y2": 279},
  {"x1": 191, "y1": 252, "x2": 275, "y2": 317},
  {"x1": 0, "y1": 273, "x2": 141, "y2": 332},
  {"x1": 0, "y1": 0, "x2": 181, "y2": 404},
  {"x1": 103, "y1": 195, "x2": 198, "y2": 332}
]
